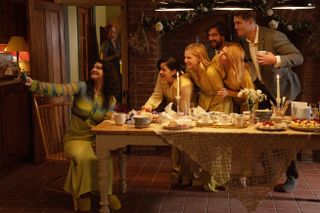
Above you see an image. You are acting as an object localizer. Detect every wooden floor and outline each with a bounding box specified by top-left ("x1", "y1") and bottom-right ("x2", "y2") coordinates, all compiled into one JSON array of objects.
[{"x1": 1, "y1": 150, "x2": 320, "y2": 213}]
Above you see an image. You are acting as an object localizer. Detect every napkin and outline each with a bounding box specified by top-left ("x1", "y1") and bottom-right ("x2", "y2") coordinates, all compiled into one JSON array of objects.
[
  {"x1": 164, "y1": 102, "x2": 177, "y2": 116},
  {"x1": 191, "y1": 106, "x2": 206, "y2": 118},
  {"x1": 291, "y1": 101, "x2": 310, "y2": 119}
]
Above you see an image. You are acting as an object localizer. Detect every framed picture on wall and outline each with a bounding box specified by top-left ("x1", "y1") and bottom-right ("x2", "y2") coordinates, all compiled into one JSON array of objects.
[{"x1": 0, "y1": 53, "x2": 18, "y2": 80}]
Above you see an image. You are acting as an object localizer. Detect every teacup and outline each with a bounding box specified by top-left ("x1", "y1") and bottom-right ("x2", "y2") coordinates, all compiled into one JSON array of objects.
[
  {"x1": 235, "y1": 115, "x2": 244, "y2": 128},
  {"x1": 217, "y1": 113, "x2": 230, "y2": 125},
  {"x1": 199, "y1": 112, "x2": 211, "y2": 123},
  {"x1": 229, "y1": 113, "x2": 239, "y2": 124},
  {"x1": 133, "y1": 116, "x2": 151, "y2": 128},
  {"x1": 114, "y1": 112, "x2": 126, "y2": 125},
  {"x1": 257, "y1": 50, "x2": 267, "y2": 56}
]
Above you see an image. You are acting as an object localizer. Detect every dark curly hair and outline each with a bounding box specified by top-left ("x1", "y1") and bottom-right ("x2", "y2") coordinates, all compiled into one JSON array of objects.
[{"x1": 86, "y1": 59, "x2": 121, "y2": 109}]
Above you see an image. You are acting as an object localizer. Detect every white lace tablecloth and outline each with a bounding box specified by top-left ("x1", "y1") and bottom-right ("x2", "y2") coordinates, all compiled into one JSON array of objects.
[{"x1": 154, "y1": 126, "x2": 320, "y2": 212}]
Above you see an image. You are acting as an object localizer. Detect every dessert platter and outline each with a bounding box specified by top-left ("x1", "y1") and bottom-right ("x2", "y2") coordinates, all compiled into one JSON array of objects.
[
  {"x1": 211, "y1": 122, "x2": 234, "y2": 128},
  {"x1": 162, "y1": 119, "x2": 195, "y2": 130},
  {"x1": 255, "y1": 121, "x2": 287, "y2": 131},
  {"x1": 197, "y1": 119, "x2": 214, "y2": 126},
  {"x1": 289, "y1": 119, "x2": 320, "y2": 132}
]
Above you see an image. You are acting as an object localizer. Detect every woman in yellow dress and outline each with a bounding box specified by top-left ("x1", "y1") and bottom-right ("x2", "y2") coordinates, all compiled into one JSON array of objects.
[
  {"x1": 215, "y1": 42, "x2": 254, "y2": 112},
  {"x1": 25, "y1": 60, "x2": 121, "y2": 212},
  {"x1": 184, "y1": 43, "x2": 232, "y2": 191},
  {"x1": 142, "y1": 57, "x2": 194, "y2": 187},
  {"x1": 184, "y1": 43, "x2": 232, "y2": 113}
]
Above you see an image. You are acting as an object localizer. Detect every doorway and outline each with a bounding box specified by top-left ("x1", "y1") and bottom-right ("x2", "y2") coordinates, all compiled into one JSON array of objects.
[{"x1": 58, "y1": 0, "x2": 128, "y2": 107}]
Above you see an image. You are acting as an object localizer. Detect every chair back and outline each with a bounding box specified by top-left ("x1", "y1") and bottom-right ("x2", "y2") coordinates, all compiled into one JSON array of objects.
[{"x1": 33, "y1": 96, "x2": 72, "y2": 161}]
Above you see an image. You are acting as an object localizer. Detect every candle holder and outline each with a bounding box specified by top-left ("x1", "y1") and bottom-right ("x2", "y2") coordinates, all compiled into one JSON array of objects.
[{"x1": 175, "y1": 96, "x2": 181, "y2": 113}]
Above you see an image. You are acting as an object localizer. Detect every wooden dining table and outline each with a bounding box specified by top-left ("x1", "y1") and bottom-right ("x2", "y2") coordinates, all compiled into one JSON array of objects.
[{"x1": 91, "y1": 120, "x2": 320, "y2": 213}]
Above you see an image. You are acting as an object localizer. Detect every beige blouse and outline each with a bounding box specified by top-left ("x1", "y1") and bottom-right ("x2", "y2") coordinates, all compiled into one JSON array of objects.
[{"x1": 143, "y1": 75, "x2": 193, "y2": 113}]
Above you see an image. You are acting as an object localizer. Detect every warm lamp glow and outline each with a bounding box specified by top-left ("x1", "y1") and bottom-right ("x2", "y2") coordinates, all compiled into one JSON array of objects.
[
  {"x1": 5, "y1": 36, "x2": 29, "y2": 52},
  {"x1": 4, "y1": 36, "x2": 29, "y2": 72}
]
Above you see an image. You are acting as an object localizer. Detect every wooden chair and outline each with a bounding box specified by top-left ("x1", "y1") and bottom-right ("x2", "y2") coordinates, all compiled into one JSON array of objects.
[{"x1": 33, "y1": 96, "x2": 78, "y2": 211}]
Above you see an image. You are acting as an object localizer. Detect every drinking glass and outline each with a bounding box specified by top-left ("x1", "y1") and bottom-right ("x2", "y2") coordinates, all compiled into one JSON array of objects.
[
  {"x1": 310, "y1": 103, "x2": 319, "y2": 119},
  {"x1": 188, "y1": 102, "x2": 195, "y2": 116}
]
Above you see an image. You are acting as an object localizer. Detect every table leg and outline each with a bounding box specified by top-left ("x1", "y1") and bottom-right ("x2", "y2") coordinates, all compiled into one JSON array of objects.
[
  {"x1": 118, "y1": 149, "x2": 127, "y2": 194},
  {"x1": 97, "y1": 149, "x2": 110, "y2": 213}
]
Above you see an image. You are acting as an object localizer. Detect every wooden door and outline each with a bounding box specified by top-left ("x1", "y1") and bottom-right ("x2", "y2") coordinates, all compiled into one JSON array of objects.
[
  {"x1": 78, "y1": 7, "x2": 90, "y2": 81},
  {"x1": 28, "y1": 0, "x2": 66, "y2": 82},
  {"x1": 28, "y1": 0, "x2": 66, "y2": 162}
]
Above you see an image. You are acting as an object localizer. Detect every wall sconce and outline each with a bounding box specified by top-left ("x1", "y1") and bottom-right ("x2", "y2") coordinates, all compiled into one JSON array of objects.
[
  {"x1": 4, "y1": 36, "x2": 29, "y2": 71},
  {"x1": 155, "y1": 1, "x2": 195, "y2": 12},
  {"x1": 212, "y1": 0, "x2": 253, "y2": 11},
  {"x1": 272, "y1": 0, "x2": 315, "y2": 10}
]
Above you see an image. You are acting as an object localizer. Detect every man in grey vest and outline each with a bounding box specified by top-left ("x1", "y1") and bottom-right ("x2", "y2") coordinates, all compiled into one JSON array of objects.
[{"x1": 233, "y1": 10, "x2": 303, "y2": 192}]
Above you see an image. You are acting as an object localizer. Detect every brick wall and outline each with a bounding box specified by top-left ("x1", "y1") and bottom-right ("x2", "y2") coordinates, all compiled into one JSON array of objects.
[{"x1": 127, "y1": 0, "x2": 320, "y2": 110}]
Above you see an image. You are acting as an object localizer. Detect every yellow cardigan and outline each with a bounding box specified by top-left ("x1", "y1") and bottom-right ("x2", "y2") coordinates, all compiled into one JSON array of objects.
[{"x1": 186, "y1": 63, "x2": 232, "y2": 113}]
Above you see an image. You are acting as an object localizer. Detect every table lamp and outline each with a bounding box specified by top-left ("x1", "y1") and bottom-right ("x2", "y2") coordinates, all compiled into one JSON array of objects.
[{"x1": 5, "y1": 36, "x2": 29, "y2": 72}]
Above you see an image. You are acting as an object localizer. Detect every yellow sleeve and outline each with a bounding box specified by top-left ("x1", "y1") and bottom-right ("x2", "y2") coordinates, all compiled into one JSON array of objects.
[
  {"x1": 243, "y1": 68, "x2": 254, "y2": 89},
  {"x1": 206, "y1": 65, "x2": 224, "y2": 92},
  {"x1": 142, "y1": 76, "x2": 164, "y2": 110}
]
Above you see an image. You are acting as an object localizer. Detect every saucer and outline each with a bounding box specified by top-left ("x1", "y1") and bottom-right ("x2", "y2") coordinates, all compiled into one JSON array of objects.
[{"x1": 134, "y1": 123, "x2": 150, "y2": 128}]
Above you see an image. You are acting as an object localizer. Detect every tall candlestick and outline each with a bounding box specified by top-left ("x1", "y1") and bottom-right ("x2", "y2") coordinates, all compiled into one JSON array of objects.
[
  {"x1": 276, "y1": 74, "x2": 281, "y2": 107},
  {"x1": 176, "y1": 72, "x2": 180, "y2": 113},
  {"x1": 176, "y1": 72, "x2": 180, "y2": 97}
]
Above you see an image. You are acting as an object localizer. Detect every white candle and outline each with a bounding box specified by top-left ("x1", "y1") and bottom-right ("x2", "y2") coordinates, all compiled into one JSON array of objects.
[
  {"x1": 276, "y1": 74, "x2": 281, "y2": 107},
  {"x1": 176, "y1": 72, "x2": 180, "y2": 97}
]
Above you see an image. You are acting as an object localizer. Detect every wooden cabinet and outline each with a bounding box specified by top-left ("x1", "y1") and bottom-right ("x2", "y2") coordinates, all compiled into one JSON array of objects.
[{"x1": 0, "y1": 80, "x2": 32, "y2": 174}]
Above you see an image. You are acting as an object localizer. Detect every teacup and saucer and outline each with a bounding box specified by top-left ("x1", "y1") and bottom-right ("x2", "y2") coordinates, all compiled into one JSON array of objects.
[{"x1": 133, "y1": 116, "x2": 151, "y2": 128}]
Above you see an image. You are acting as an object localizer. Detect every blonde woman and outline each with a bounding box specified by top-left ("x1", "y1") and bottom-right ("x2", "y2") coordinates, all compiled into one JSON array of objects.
[
  {"x1": 184, "y1": 44, "x2": 232, "y2": 192},
  {"x1": 142, "y1": 57, "x2": 194, "y2": 187},
  {"x1": 184, "y1": 43, "x2": 232, "y2": 113},
  {"x1": 216, "y1": 42, "x2": 254, "y2": 112}
]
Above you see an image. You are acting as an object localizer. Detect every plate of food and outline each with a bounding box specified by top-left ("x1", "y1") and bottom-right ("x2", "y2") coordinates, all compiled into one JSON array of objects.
[
  {"x1": 255, "y1": 121, "x2": 287, "y2": 131},
  {"x1": 197, "y1": 119, "x2": 214, "y2": 126},
  {"x1": 162, "y1": 120, "x2": 194, "y2": 130},
  {"x1": 289, "y1": 119, "x2": 320, "y2": 132},
  {"x1": 140, "y1": 111, "x2": 160, "y2": 123}
]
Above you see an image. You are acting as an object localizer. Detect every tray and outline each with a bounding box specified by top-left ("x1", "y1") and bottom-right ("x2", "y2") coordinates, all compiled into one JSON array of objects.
[
  {"x1": 197, "y1": 121, "x2": 214, "y2": 126},
  {"x1": 256, "y1": 126, "x2": 286, "y2": 131},
  {"x1": 289, "y1": 125, "x2": 320, "y2": 132},
  {"x1": 163, "y1": 125, "x2": 193, "y2": 130}
]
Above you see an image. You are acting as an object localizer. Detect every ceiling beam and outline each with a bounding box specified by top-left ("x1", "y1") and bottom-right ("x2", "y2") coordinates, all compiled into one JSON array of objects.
[{"x1": 54, "y1": 0, "x2": 122, "y2": 6}]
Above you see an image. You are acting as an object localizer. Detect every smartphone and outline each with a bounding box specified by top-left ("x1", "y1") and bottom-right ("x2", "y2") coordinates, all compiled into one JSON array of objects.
[{"x1": 21, "y1": 72, "x2": 27, "y2": 82}]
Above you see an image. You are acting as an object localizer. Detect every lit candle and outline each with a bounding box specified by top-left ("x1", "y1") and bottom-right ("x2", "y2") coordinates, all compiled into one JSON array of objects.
[
  {"x1": 176, "y1": 72, "x2": 180, "y2": 97},
  {"x1": 276, "y1": 74, "x2": 281, "y2": 107},
  {"x1": 119, "y1": 60, "x2": 122, "y2": 74}
]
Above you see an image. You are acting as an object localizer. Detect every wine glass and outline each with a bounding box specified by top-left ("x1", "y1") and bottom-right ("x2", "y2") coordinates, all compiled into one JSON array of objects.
[{"x1": 310, "y1": 103, "x2": 319, "y2": 119}]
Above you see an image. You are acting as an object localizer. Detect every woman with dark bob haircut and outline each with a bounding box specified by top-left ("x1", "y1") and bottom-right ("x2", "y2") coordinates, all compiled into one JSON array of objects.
[{"x1": 142, "y1": 56, "x2": 194, "y2": 187}]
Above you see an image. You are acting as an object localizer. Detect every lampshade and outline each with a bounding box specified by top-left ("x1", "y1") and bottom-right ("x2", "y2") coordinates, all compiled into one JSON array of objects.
[
  {"x1": 212, "y1": 0, "x2": 253, "y2": 11},
  {"x1": 155, "y1": 1, "x2": 195, "y2": 12},
  {"x1": 5, "y1": 36, "x2": 29, "y2": 52},
  {"x1": 272, "y1": 0, "x2": 315, "y2": 10}
]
